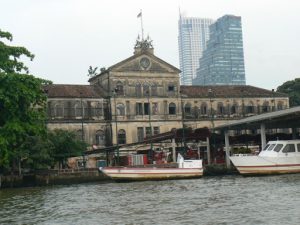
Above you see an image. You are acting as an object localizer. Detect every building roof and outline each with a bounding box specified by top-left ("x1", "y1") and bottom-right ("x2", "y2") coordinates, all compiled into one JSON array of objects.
[
  {"x1": 180, "y1": 85, "x2": 288, "y2": 98},
  {"x1": 43, "y1": 84, "x2": 105, "y2": 98}
]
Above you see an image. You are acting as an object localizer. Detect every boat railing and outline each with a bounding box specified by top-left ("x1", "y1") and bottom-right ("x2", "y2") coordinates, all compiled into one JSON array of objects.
[{"x1": 232, "y1": 153, "x2": 254, "y2": 157}]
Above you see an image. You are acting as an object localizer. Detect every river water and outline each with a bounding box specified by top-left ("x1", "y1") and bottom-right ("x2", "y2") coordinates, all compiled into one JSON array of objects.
[{"x1": 0, "y1": 174, "x2": 299, "y2": 225}]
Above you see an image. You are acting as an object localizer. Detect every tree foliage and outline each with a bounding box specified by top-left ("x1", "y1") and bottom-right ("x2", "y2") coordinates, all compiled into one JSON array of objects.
[
  {"x1": 0, "y1": 29, "x2": 50, "y2": 172},
  {"x1": 0, "y1": 29, "x2": 34, "y2": 74},
  {"x1": 48, "y1": 129, "x2": 86, "y2": 169},
  {"x1": 0, "y1": 29, "x2": 87, "y2": 173},
  {"x1": 277, "y1": 78, "x2": 300, "y2": 107}
]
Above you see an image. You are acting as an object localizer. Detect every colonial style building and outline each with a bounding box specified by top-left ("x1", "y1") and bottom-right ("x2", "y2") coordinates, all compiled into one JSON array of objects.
[{"x1": 45, "y1": 38, "x2": 289, "y2": 149}]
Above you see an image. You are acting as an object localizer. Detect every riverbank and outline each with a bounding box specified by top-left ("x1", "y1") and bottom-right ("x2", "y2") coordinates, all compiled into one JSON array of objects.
[
  {"x1": 0, "y1": 168, "x2": 108, "y2": 189},
  {"x1": 0, "y1": 164, "x2": 236, "y2": 189}
]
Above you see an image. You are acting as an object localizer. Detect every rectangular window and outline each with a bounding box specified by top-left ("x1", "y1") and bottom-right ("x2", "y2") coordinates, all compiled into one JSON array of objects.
[
  {"x1": 136, "y1": 103, "x2": 143, "y2": 115},
  {"x1": 153, "y1": 127, "x2": 160, "y2": 135},
  {"x1": 152, "y1": 102, "x2": 158, "y2": 115},
  {"x1": 145, "y1": 127, "x2": 152, "y2": 138},
  {"x1": 144, "y1": 103, "x2": 150, "y2": 115},
  {"x1": 137, "y1": 127, "x2": 144, "y2": 142},
  {"x1": 168, "y1": 85, "x2": 176, "y2": 92}
]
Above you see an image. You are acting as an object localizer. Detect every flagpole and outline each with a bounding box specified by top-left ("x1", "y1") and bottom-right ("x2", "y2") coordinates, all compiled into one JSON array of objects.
[{"x1": 140, "y1": 10, "x2": 144, "y2": 40}]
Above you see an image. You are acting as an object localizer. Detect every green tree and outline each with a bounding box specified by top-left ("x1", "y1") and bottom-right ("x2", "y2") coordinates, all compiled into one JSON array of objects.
[
  {"x1": 21, "y1": 135, "x2": 55, "y2": 170},
  {"x1": 48, "y1": 129, "x2": 86, "y2": 169},
  {"x1": 277, "y1": 78, "x2": 300, "y2": 107},
  {"x1": 0, "y1": 29, "x2": 51, "y2": 173}
]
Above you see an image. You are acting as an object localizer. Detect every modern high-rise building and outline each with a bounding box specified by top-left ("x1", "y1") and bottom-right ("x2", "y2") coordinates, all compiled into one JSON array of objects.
[
  {"x1": 178, "y1": 16, "x2": 214, "y2": 85},
  {"x1": 193, "y1": 15, "x2": 246, "y2": 86}
]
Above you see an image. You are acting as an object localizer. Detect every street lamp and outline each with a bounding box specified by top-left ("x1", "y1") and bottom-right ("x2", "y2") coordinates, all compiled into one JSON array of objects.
[
  {"x1": 208, "y1": 88, "x2": 215, "y2": 165},
  {"x1": 208, "y1": 88, "x2": 214, "y2": 129},
  {"x1": 112, "y1": 87, "x2": 120, "y2": 165},
  {"x1": 146, "y1": 90, "x2": 153, "y2": 153},
  {"x1": 180, "y1": 91, "x2": 186, "y2": 150},
  {"x1": 271, "y1": 89, "x2": 276, "y2": 111},
  {"x1": 80, "y1": 92, "x2": 86, "y2": 168},
  {"x1": 241, "y1": 89, "x2": 245, "y2": 117}
]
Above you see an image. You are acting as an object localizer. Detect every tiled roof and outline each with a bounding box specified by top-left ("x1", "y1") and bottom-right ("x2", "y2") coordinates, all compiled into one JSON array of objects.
[
  {"x1": 43, "y1": 84, "x2": 105, "y2": 98},
  {"x1": 180, "y1": 85, "x2": 288, "y2": 98}
]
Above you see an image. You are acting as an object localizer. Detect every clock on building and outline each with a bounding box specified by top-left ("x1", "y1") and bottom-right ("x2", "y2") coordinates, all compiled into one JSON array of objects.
[{"x1": 140, "y1": 57, "x2": 150, "y2": 69}]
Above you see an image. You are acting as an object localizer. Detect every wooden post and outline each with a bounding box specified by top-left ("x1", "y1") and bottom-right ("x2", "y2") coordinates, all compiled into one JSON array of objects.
[
  {"x1": 225, "y1": 130, "x2": 231, "y2": 168},
  {"x1": 260, "y1": 123, "x2": 267, "y2": 149}
]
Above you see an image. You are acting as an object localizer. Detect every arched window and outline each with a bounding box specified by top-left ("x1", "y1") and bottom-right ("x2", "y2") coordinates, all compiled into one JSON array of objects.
[
  {"x1": 200, "y1": 102, "x2": 207, "y2": 115},
  {"x1": 143, "y1": 84, "x2": 150, "y2": 96},
  {"x1": 184, "y1": 103, "x2": 192, "y2": 115},
  {"x1": 116, "y1": 103, "x2": 125, "y2": 116},
  {"x1": 54, "y1": 103, "x2": 63, "y2": 117},
  {"x1": 74, "y1": 102, "x2": 83, "y2": 117},
  {"x1": 136, "y1": 83, "x2": 142, "y2": 97},
  {"x1": 94, "y1": 102, "x2": 103, "y2": 117},
  {"x1": 95, "y1": 130, "x2": 105, "y2": 145},
  {"x1": 116, "y1": 81, "x2": 124, "y2": 95},
  {"x1": 118, "y1": 129, "x2": 126, "y2": 144},
  {"x1": 231, "y1": 104, "x2": 238, "y2": 114},
  {"x1": 217, "y1": 102, "x2": 225, "y2": 115},
  {"x1": 262, "y1": 101, "x2": 270, "y2": 113},
  {"x1": 277, "y1": 101, "x2": 284, "y2": 110},
  {"x1": 169, "y1": 103, "x2": 176, "y2": 115},
  {"x1": 246, "y1": 101, "x2": 254, "y2": 114},
  {"x1": 151, "y1": 84, "x2": 158, "y2": 96}
]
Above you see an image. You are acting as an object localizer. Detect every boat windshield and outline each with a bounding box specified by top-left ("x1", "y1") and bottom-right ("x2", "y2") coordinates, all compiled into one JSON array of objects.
[
  {"x1": 263, "y1": 144, "x2": 270, "y2": 151},
  {"x1": 282, "y1": 144, "x2": 296, "y2": 153},
  {"x1": 273, "y1": 144, "x2": 283, "y2": 152},
  {"x1": 267, "y1": 144, "x2": 276, "y2": 151}
]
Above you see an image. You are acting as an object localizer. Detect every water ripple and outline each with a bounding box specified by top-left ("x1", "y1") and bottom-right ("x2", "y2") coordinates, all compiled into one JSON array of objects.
[{"x1": 0, "y1": 174, "x2": 300, "y2": 225}]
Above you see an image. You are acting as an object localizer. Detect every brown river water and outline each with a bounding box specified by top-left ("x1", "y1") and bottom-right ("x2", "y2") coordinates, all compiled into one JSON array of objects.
[{"x1": 0, "y1": 174, "x2": 299, "y2": 225}]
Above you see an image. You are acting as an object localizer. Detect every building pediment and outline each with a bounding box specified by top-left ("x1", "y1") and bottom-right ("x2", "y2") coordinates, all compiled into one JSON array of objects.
[{"x1": 109, "y1": 52, "x2": 180, "y2": 74}]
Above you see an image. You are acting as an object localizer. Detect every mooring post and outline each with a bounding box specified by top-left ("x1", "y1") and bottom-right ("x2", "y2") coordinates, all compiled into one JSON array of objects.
[
  {"x1": 172, "y1": 138, "x2": 176, "y2": 162},
  {"x1": 206, "y1": 136, "x2": 211, "y2": 165},
  {"x1": 224, "y1": 130, "x2": 231, "y2": 168}
]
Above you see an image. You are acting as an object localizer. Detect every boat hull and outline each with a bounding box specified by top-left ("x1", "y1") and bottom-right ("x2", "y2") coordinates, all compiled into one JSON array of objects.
[
  {"x1": 99, "y1": 167, "x2": 203, "y2": 181},
  {"x1": 230, "y1": 155, "x2": 300, "y2": 175}
]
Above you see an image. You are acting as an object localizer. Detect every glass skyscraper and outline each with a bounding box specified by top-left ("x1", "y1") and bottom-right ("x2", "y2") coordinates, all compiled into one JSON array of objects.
[
  {"x1": 193, "y1": 15, "x2": 246, "y2": 85},
  {"x1": 178, "y1": 16, "x2": 214, "y2": 85}
]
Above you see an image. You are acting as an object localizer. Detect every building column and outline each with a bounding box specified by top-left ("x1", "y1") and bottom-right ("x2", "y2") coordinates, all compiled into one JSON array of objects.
[
  {"x1": 260, "y1": 123, "x2": 267, "y2": 149},
  {"x1": 206, "y1": 137, "x2": 211, "y2": 165},
  {"x1": 224, "y1": 130, "x2": 231, "y2": 168}
]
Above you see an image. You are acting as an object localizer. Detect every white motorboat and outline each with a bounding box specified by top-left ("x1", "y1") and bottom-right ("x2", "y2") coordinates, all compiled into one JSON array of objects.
[
  {"x1": 99, "y1": 154, "x2": 203, "y2": 181},
  {"x1": 230, "y1": 140, "x2": 300, "y2": 175}
]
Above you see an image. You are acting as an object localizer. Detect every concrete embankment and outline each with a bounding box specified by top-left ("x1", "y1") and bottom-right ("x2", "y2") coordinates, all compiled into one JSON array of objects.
[
  {"x1": 204, "y1": 164, "x2": 238, "y2": 176},
  {"x1": 0, "y1": 168, "x2": 109, "y2": 189}
]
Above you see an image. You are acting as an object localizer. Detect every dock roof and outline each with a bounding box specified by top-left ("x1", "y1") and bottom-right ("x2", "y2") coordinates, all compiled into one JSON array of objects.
[{"x1": 214, "y1": 106, "x2": 300, "y2": 130}]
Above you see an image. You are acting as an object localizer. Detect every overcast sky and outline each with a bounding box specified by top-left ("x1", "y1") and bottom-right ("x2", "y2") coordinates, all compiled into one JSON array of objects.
[{"x1": 1, "y1": 0, "x2": 299, "y2": 90}]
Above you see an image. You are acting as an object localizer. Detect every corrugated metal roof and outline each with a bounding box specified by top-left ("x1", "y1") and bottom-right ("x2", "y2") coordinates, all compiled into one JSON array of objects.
[{"x1": 214, "y1": 106, "x2": 300, "y2": 130}]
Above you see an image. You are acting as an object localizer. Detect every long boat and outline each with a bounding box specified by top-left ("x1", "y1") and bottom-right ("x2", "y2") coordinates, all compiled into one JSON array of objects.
[
  {"x1": 229, "y1": 140, "x2": 300, "y2": 175},
  {"x1": 99, "y1": 154, "x2": 203, "y2": 181}
]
